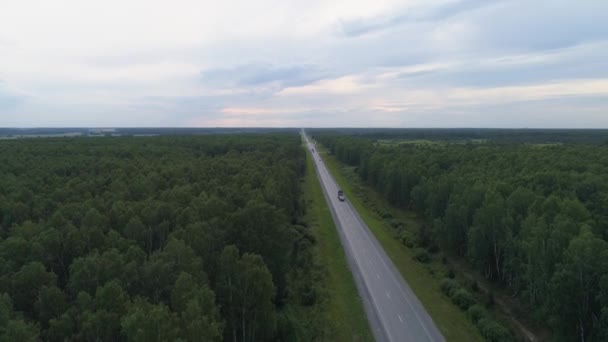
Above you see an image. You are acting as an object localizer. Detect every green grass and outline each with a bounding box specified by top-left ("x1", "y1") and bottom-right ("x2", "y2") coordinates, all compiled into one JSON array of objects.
[
  {"x1": 317, "y1": 147, "x2": 483, "y2": 342},
  {"x1": 302, "y1": 146, "x2": 374, "y2": 341}
]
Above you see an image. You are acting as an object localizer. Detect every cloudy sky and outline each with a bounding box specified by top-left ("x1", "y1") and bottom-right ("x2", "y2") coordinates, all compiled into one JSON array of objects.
[{"x1": 1, "y1": 0, "x2": 607, "y2": 127}]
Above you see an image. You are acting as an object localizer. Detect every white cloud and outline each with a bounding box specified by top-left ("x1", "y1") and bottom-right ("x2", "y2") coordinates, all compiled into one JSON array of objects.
[{"x1": 278, "y1": 75, "x2": 370, "y2": 96}]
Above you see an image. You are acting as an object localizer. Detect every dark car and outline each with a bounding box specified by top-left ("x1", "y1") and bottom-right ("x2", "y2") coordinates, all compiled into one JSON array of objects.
[{"x1": 338, "y1": 189, "x2": 345, "y2": 201}]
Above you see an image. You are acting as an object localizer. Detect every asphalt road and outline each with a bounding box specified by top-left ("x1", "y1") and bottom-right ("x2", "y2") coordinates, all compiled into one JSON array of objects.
[{"x1": 303, "y1": 131, "x2": 444, "y2": 342}]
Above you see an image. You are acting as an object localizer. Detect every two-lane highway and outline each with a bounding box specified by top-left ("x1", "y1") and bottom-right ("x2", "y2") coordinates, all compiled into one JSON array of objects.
[{"x1": 303, "y1": 131, "x2": 444, "y2": 342}]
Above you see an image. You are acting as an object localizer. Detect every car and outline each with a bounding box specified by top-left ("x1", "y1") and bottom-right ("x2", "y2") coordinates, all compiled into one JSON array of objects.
[{"x1": 338, "y1": 189, "x2": 345, "y2": 201}]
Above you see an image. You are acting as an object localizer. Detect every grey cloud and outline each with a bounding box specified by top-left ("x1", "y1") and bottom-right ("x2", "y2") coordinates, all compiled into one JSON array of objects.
[
  {"x1": 200, "y1": 63, "x2": 328, "y2": 89},
  {"x1": 0, "y1": 96, "x2": 21, "y2": 109},
  {"x1": 420, "y1": 96, "x2": 608, "y2": 128},
  {"x1": 0, "y1": 86, "x2": 25, "y2": 110},
  {"x1": 472, "y1": 0, "x2": 608, "y2": 51},
  {"x1": 337, "y1": 0, "x2": 608, "y2": 63},
  {"x1": 134, "y1": 91, "x2": 274, "y2": 122},
  {"x1": 394, "y1": 42, "x2": 608, "y2": 88},
  {"x1": 339, "y1": 0, "x2": 504, "y2": 37}
]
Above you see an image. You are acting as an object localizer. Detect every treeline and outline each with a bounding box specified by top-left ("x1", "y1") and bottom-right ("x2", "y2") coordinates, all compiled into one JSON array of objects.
[
  {"x1": 0, "y1": 127, "x2": 299, "y2": 137},
  {"x1": 0, "y1": 134, "x2": 322, "y2": 341},
  {"x1": 309, "y1": 128, "x2": 608, "y2": 144},
  {"x1": 314, "y1": 133, "x2": 608, "y2": 341}
]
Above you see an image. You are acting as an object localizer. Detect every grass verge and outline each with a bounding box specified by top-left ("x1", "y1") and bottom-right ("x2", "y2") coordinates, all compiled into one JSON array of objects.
[
  {"x1": 317, "y1": 146, "x2": 483, "y2": 342},
  {"x1": 302, "y1": 146, "x2": 374, "y2": 341}
]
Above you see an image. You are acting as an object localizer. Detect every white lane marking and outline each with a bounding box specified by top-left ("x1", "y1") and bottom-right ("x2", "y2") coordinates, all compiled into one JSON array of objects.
[
  {"x1": 325, "y1": 172, "x2": 438, "y2": 340},
  {"x1": 356, "y1": 219, "x2": 438, "y2": 341},
  {"x1": 398, "y1": 315, "x2": 403, "y2": 323},
  {"x1": 386, "y1": 291, "x2": 391, "y2": 299}
]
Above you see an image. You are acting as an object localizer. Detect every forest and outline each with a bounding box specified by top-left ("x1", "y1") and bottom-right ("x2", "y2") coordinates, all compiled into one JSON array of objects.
[
  {"x1": 0, "y1": 134, "x2": 322, "y2": 341},
  {"x1": 312, "y1": 131, "x2": 608, "y2": 341},
  {"x1": 309, "y1": 128, "x2": 608, "y2": 145}
]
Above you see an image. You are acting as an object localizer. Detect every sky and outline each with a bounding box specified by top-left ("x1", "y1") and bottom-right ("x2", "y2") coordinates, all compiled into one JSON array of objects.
[{"x1": 1, "y1": 0, "x2": 607, "y2": 128}]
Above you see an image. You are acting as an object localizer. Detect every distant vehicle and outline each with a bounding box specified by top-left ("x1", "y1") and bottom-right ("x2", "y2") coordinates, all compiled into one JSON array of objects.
[
  {"x1": 338, "y1": 189, "x2": 345, "y2": 201},
  {"x1": 312, "y1": 148, "x2": 315, "y2": 153}
]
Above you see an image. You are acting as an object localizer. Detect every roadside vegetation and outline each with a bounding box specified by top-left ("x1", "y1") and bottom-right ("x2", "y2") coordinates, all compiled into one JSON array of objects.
[
  {"x1": 300, "y1": 146, "x2": 373, "y2": 341},
  {"x1": 312, "y1": 131, "x2": 608, "y2": 341},
  {"x1": 0, "y1": 134, "x2": 328, "y2": 341}
]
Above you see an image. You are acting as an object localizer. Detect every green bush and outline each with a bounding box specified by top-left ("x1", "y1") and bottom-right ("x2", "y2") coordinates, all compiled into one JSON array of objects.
[
  {"x1": 477, "y1": 318, "x2": 512, "y2": 342},
  {"x1": 381, "y1": 211, "x2": 393, "y2": 219},
  {"x1": 440, "y1": 278, "x2": 459, "y2": 297},
  {"x1": 388, "y1": 219, "x2": 403, "y2": 230},
  {"x1": 399, "y1": 230, "x2": 415, "y2": 248},
  {"x1": 413, "y1": 248, "x2": 430, "y2": 263},
  {"x1": 451, "y1": 288, "x2": 475, "y2": 310},
  {"x1": 467, "y1": 305, "x2": 487, "y2": 324}
]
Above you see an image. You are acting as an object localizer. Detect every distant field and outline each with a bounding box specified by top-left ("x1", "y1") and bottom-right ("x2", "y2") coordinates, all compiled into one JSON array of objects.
[
  {"x1": 309, "y1": 128, "x2": 608, "y2": 144},
  {"x1": 375, "y1": 138, "x2": 489, "y2": 146}
]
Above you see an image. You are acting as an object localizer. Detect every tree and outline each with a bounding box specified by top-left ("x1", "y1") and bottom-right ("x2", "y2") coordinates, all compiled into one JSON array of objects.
[
  {"x1": 35, "y1": 285, "x2": 67, "y2": 326},
  {"x1": 0, "y1": 294, "x2": 12, "y2": 330},
  {"x1": 11, "y1": 262, "x2": 57, "y2": 316},
  {"x1": 121, "y1": 299, "x2": 179, "y2": 342},
  {"x1": 217, "y1": 246, "x2": 276, "y2": 342},
  {"x1": 467, "y1": 191, "x2": 512, "y2": 281},
  {"x1": 549, "y1": 227, "x2": 608, "y2": 341},
  {"x1": 216, "y1": 245, "x2": 240, "y2": 341},
  {"x1": 0, "y1": 319, "x2": 40, "y2": 342},
  {"x1": 79, "y1": 280, "x2": 129, "y2": 341},
  {"x1": 171, "y1": 272, "x2": 222, "y2": 341}
]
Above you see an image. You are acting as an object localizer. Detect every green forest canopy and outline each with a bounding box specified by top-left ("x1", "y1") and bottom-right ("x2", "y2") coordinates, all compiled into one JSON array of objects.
[{"x1": 0, "y1": 134, "x2": 322, "y2": 341}]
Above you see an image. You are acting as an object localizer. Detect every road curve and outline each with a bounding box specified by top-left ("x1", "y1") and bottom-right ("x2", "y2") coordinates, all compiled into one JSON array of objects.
[{"x1": 303, "y1": 131, "x2": 444, "y2": 342}]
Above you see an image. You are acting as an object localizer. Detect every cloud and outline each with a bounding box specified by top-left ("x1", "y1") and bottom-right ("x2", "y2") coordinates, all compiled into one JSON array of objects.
[
  {"x1": 200, "y1": 63, "x2": 328, "y2": 90},
  {"x1": 278, "y1": 75, "x2": 370, "y2": 96},
  {"x1": 470, "y1": 0, "x2": 608, "y2": 51},
  {"x1": 389, "y1": 41, "x2": 608, "y2": 87},
  {"x1": 338, "y1": 0, "x2": 502, "y2": 37},
  {"x1": 0, "y1": 83, "x2": 26, "y2": 110},
  {"x1": 0, "y1": 0, "x2": 607, "y2": 127}
]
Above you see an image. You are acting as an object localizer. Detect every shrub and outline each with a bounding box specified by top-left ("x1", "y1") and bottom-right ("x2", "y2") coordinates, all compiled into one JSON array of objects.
[
  {"x1": 413, "y1": 248, "x2": 430, "y2": 263},
  {"x1": 399, "y1": 230, "x2": 415, "y2": 248},
  {"x1": 388, "y1": 219, "x2": 403, "y2": 230},
  {"x1": 440, "y1": 278, "x2": 459, "y2": 297},
  {"x1": 477, "y1": 318, "x2": 512, "y2": 342},
  {"x1": 467, "y1": 305, "x2": 487, "y2": 324},
  {"x1": 452, "y1": 288, "x2": 475, "y2": 310}
]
